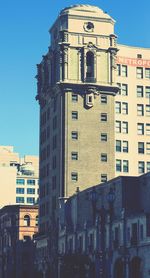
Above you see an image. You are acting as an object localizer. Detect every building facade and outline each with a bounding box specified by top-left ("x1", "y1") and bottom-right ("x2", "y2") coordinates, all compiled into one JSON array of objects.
[
  {"x1": 58, "y1": 173, "x2": 150, "y2": 278},
  {"x1": 36, "y1": 4, "x2": 150, "y2": 277},
  {"x1": 0, "y1": 204, "x2": 38, "y2": 278},
  {"x1": 0, "y1": 146, "x2": 39, "y2": 207}
]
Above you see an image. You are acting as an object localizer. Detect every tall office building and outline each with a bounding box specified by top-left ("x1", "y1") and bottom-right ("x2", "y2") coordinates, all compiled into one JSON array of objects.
[
  {"x1": 36, "y1": 5, "x2": 150, "y2": 274},
  {"x1": 0, "y1": 146, "x2": 39, "y2": 207}
]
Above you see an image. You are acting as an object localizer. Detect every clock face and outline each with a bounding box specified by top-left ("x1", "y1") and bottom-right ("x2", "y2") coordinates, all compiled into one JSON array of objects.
[{"x1": 84, "y1": 22, "x2": 94, "y2": 32}]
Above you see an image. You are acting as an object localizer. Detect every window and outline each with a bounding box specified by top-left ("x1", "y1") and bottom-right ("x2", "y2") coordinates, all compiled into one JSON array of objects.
[
  {"x1": 72, "y1": 111, "x2": 78, "y2": 120},
  {"x1": 24, "y1": 215, "x2": 30, "y2": 226},
  {"x1": 137, "y1": 86, "x2": 143, "y2": 97},
  {"x1": 122, "y1": 141, "x2": 128, "y2": 152},
  {"x1": 122, "y1": 122, "x2": 128, "y2": 134},
  {"x1": 72, "y1": 94, "x2": 78, "y2": 102},
  {"x1": 71, "y1": 172, "x2": 78, "y2": 182},
  {"x1": 86, "y1": 51, "x2": 94, "y2": 81},
  {"x1": 16, "y1": 188, "x2": 24, "y2": 194},
  {"x1": 101, "y1": 153, "x2": 107, "y2": 162},
  {"x1": 145, "y1": 68, "x2": 150, "y2": 79},
  {"x1": 52, "y1": 176, "x2": 56, "y2": 190},
  {"x1": 71, "y1": 131, "x2": 78, "y2": 140},
  {"x1": 115, "y1": 121, "x2": 121, "y2": 133},
  {"x1": 116, "y1": 140, "x2": 121, "y2": 152},
  {"x1": 146, "y1": 124, "x2": 150, "y2": 135},
  {"x1": 53, "y1": 135, "x2": 57, "y2": 150},
  {"x1": 140, "y1": 224, "x2": 144, "y2": 240},
  {"x1": 136, "y1": 67, "x2": 143, "y2": 79},
  {"x1": 137, "y1": 54, "x2": 142, "y2": 59},
  {"x1": 147, "y1": 162, "x2": 150, "y2": 172},
  {"x1": 138, "y1": 142, "x2": 144, "y2": 154},
  {"x1": 116, "y1": 160, "x2": 121, "y2": 172},
  {"x1": 122, "y1": 84, "x2": 128, "y2": 96},
  {"x1": 145, "y1": 87, "x2": 150, "y2": 98},
  {"x1": 101, "y1": 113, "x2": 107, "y2": 122},
  {"x1": 27, "y1": 179, "x2": 35, "y2": 185},
  {"x1": 117, "y1": 64, "x2": 121, "y2": 76},
  {"x1": 27, "y1": 188, "x2": 35, "y2": 194},
  {"x1": 53, "y1": 116, "x2": 57, "y2": 129},
  {"x1": 52, "y1": 156, "x2": 57, "y2": 169},
  {"x1": 115, "y1": 102, "x2": 121, "y2": 114},
  {"x1": 146, "y1": 143, "x2": 150, "y2": 154},
  {"x1": 101, "y1": 174, "x2": 107, "y2": 183},
  {"x1": 101, "y1": 95, "x2": 107, "y2": 104},
  {"x1": 122, "y1": 65, "x2": 128, "y2": 77},
  {"x1": 27, "y1": 197, "x2": 35, "y2": 204},
  {"x1": 101, "y1": 133, "x2": 107, "y2": 141},
  {"x1": 137, "y1": 123, "x2": 144, "y2": 135},
  {"x1": 122, "y1": 102, "x2": 128, "y2": 114},
  {"x1": 123, "y1": 160, "x2": 129, "y2": 172},
  {"x1": 138, "y1": 161, "x2": 145, "y2": 174},
  {"x1": 16, "y1": 197, "x2": 24, "y2": 203},
  {"x1": 71, "y1": 152, "x2": 78, "y2": 160},
  {"x1": 137, "y1": 104, "x2": 144, "y2": 116},
  {"x1": 16, "y1": 179, "x2": 25, "y2": 185},
  {"x1": 146, "y1": 105, "x2": 150, "y2": 116}
]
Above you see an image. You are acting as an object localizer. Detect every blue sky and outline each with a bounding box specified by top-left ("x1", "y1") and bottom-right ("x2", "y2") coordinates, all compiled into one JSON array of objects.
[{"x1": 0, "y1": 0, "x2": 150, "y2": 157}]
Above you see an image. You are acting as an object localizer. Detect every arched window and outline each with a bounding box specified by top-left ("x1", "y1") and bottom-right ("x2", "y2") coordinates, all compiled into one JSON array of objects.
[
  {"x1": 86, "y1": 51, "x2": 95, "y2": 81},
  {"x1": 24, "y1": 215, "x2": 30, "y2": 227}
]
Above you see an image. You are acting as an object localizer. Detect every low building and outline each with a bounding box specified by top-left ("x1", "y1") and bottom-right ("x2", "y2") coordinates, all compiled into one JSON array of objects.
[
  {"x1": 0, "y1": 204, "x2": 38, "y2": 278},
  {"x1": 58, "y1": 173, "x2": 150, "y2": 278},
  {"x1": 0, "y1": 146, "x2": 39, "y2": 207}
]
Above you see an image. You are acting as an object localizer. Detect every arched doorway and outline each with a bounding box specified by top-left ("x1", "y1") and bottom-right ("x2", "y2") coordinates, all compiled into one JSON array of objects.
[
  {"x1": 129, "y1": 257, "x2": 142, "y2": 278},
  {"x1": 113, "y1": 258, "x2": 124, "y2": 278}
]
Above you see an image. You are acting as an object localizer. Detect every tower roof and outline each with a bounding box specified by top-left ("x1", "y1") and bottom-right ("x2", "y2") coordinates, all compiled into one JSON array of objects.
[{"x1": 60, "y1": 4, "x2": 112, "y2": 20}]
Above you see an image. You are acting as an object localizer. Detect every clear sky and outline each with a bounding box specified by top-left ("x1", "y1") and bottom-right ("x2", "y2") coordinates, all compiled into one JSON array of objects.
[{"x1": 0, "y1": 0, "x2": 150, "y2": 157}]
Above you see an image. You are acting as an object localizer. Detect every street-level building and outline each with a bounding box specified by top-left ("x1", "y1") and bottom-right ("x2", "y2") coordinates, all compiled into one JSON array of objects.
[
  {"x1": 58, "y1": 172, "x2": 150, "y2": 278},
  {"x1": 0, "y1": 146, "x2": 39, "y2": 207},
  {"x1": 0, "y1": 204, "x2": 38, "y2": 278}
]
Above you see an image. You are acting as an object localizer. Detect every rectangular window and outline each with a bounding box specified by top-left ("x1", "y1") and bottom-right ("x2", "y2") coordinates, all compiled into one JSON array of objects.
[
  {"x1": 147, "y1": 162, "x2": 150, "y2": 172},
  {"x1": 53, "y1": 116, "x2": 57, "y2": 129},
  {"x1": 71, "y1": 152, "x2": 78, "y2": 160},
  {"x1": 122, "y1": 65, "x2": 128, "y2": 77},
  {"x1": 146, "y1": 143, "x2": 150, "y2": 154},
  {"x1": 16, "y1": 179, "x2": 25, "y2": 185},
  {"x1": 122, "y1": 102, "x2": 128, "y2": 114},
  {"x1": 52, "y1": 156, "x2": 57, "y2": 169},
  {"x1": 72, "y1": 94, "x2": 78, "y2": 102},
  {"x1": 16, "y1": 188, "x2": 24, "y2": 194},
  {"x1": 72, "y1": 111, "x2": 78, "y2": 120},
  {"x1": 16, "y1": 197, "x2": 24, "y2": 203},
  {"x1": 101, "y1": 153, "x2": 107, "y2": 162},
  {"x1": 145, "y1": 68, "x2": 150, "y2": 79},
  {"x1": 53, "y1": 135, "x2": 57, "y2": 150},
  {"x1": 27, "y1": 188, "x2": 35, "y2": 194},
  {"x1": 137, "y1": 104, "x2": 144, "y2": 116},
  {"x1": 115, "y1": 121, "x2": 121, "y2": 133},
  {"x1": 71, "y1": 172, "x2": 78, "y2": 182},
  {"x1": 146, "y1": 105, "x2": 150, "y2": 116},
  {"x1": 117, "y1": 83, "x2": 121, "y2": 94},
  {"x1": 27, "y1": 180, "x2": 35, "y2": 185},
  {"x1": 136, "y1": 67, "x2": 143, "y2": 79},
  {"x1": 123, "y1": 160, "x2": 129, "y2": 172},
  {"x1": 146, "y1": 124, "x2": 150, "y2": 135},
  {"x1": 122, "y1": 122, "x2": 128, "y2": 134},
  {"x1": 137, "y1": 86, "x2": 143, "y2": 97},
  {"x1": 101, "y1": 174, "x2": 107, "y2": 183},
  {"x1": 145, "y1": 87, "x2": 150, "y2": 98},
  {"x1": 138, "y1": 161, "x2": 145, "y2": 174},
  {"x1": 52, "y1": 176, "x2": 56, "y2": 190},
  {"x1": 122, "y1": 141, "x2": 128, "y2": 152},
  {"x1": 101, "y1": 113, "x2": 107, "y2": 122},
  {"x1": 117, "y1": 64, "x2": 121, "y2": 76},
  {"x1": 122, "y1": 84, "x2": 128, "y2": 96},
  {"x1": 116, "y1": 160, "x2": 121, "y2": 172},
  {"x1": 101, "y1": 95, "x2": 107, "y2": 104},
  {"x1": 27, "y1": 197, "x2": 35, "y2": 204},
  {"x1": 115, "y1": 102, "x2": 121, "y2": 114},
  {"x1": 116, "y1": 140, "x2": 121, "y2": 152},
  {"x1": 138, "y1": 142, "x2": 144, "y2": 154},
  {"x1": 137, "y1": 123, "x2": 144, "y2": 135},
  {"x1": 101, "y1": 133, "x2": 107, "y2": 142},
  {"x1": 71, "y1": 131, "x2": 78, "y2": 140}
]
